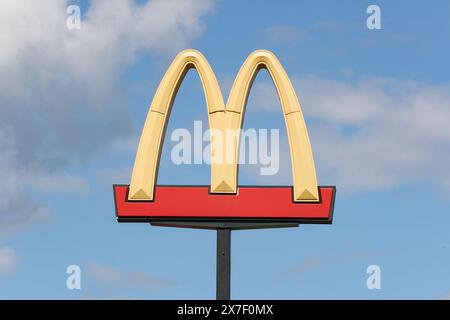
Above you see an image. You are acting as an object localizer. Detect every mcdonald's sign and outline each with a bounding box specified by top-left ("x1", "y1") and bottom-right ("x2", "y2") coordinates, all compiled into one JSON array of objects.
[{"x1": 113, "y1": 49, "x2": 336, "y2": 224}]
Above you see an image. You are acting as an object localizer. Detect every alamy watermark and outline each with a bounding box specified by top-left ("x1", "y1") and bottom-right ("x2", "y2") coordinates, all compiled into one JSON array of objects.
[
  {"x1": 170, "y1": 121, "x2": 280, "y2": 176},
  {"x1": 66, "y1": 5, "x2": 81, "y2": 30},
  {"x1": 367, "y1": 5, "x2": 381, "y2": 30},
  {"x1": 66, "y1": 264, "x2": 81, "y2": 290},
  {"x1": 366, "y1": 264, "x2": 381, "y2": 290}
]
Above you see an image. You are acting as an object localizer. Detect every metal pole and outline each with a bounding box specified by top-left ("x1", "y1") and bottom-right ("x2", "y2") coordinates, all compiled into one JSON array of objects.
[{"x1": 216, "y1": 228, "x2": 231, "y2": 300}]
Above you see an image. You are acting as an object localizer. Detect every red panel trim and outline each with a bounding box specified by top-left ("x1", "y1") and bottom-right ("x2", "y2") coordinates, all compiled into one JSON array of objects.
[{"x1": 113, "y1": 185, "x2": 335, "y2": 222}]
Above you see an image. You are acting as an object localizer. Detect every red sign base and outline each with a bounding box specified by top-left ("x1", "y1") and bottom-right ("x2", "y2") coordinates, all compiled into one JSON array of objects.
[{"x1": 114, "y1": 185, "x2": 335, "y2": 224}]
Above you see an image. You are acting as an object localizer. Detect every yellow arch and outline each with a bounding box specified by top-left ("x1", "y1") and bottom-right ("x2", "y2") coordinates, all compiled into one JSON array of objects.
[
  {"x1": 128, "y1": 49, "x2": 319, "y2": 202},
  {"x1": 223, "y1": 50, "x2": 319, "y2": 201},
  {"x1": 128, "y1": 49, "x2": 225, "y2": 200}
]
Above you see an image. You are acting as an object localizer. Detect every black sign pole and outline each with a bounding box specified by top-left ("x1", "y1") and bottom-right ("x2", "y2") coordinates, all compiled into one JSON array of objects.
[{"x1": 216, "y1": 228, "x2": 231, "y2": 300}]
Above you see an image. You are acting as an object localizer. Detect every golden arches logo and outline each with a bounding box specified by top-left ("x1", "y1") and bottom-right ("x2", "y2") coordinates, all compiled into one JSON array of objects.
[{"x1": 129, "y1": 49, "x2": 319, "y2": 202}]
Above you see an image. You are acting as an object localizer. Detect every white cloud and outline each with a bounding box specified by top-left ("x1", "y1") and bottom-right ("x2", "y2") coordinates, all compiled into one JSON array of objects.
[
  {"x1": 96, "y1": 166, "x2": 132, "y2": 185},
  {"x1": 242, "y1": 75, "x2": 450, "y2": 194},
  {"x1": 0, "y1": 166, "x2": 51, "y2": 238},
  {"x1": 0, "y1": 0, "x2": 215, "y2": 237},
  {"x1": 87, "y1": 261, "x2": 174, "y2": 291},
  {"x1": 440, "y1": 291, "x2": 450, "y2": 300},
  {"x1": 0, "y1": 247, "x2": 20, "y2": 276},
  {"x1": 31, "y1": 173, "x2": 91, "y2": 195},
  {"x1": 262, "y1": 24, "x2": 307, "y2": 44},
  {"x1": 282, "y1": 250, "x2": 383, "y2": 278}
]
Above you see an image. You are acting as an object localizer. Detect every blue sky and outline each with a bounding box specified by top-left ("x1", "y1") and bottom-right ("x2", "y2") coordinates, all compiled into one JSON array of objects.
[{"x1": 0, "y1": 0, "x2": 449, "y2": 299}]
